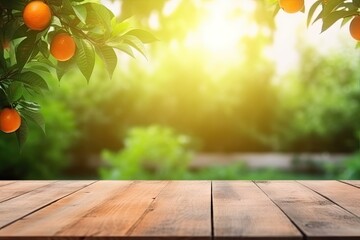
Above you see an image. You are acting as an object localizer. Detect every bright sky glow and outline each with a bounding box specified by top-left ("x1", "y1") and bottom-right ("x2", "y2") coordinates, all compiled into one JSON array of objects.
[
  {"x1": 185, "y1": 0, "x2": 255, "y2": 56},
  {"x1": 268, "y1": 1, "x2": 355, "y2": 76},
  {"x1": 101, "y1": 0, "x2": 356, "y2": 77}
]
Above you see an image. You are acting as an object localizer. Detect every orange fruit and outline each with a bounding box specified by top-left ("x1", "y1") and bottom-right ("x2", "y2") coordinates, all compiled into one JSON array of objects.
[
  {"x1": 279, "y1": 0, "x2": 304, "y2": 13},
  {"x1": 0, "y1": 108, "x2": 21, "y2": 133},
  {"x1": 350, "y1": 16, "x2": 360, "y2": 41},
  {"x1": 50, "y1": 33, "x2": 76, "y2": 61},
  {"x1": 23, "y1": 1, "x2": 52, "y2": 31}
]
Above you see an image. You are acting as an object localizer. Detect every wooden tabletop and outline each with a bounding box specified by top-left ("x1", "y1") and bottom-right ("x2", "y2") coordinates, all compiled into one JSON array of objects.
[{"x1": 0, "y1": 180, "x2": 359, "y2": 239}]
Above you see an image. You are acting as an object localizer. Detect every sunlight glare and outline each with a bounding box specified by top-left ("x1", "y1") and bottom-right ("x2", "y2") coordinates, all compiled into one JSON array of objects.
[{"x1": 186, "y1": 0, "x2": 256, "y2": 59}]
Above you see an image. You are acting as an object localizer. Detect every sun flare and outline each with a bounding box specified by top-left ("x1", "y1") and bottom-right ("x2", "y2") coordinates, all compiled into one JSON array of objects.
[{"x1": 186, "y1": 0, "x2": 257, "y2": 59}]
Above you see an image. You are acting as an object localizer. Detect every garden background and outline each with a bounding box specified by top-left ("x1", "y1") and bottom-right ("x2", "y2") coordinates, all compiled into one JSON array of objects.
[{"x1": 1, "y1": 0, "x2": 359, "y2": 180}]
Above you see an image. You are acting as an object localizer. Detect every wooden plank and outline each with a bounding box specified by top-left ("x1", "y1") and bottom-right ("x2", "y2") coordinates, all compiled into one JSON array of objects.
[
  {"x1": 129, "y1": 181, "x2": 211, "y2": 239},
  {"x1": 0, "y1": 181, "x2": 169, "y2": 238},
  {"x1": 256, "y1": 181, "x2": 360, "y2": 239},
  {"x1": 299, "y1": 181, "x2": 360, "y2": 217},
  {"x1": 341, "y1": 180, "x2": 360, "y2": 188},
  {"x1": 0, "y1": 180, "x2": 94, "y2": 229},
  {"x1": 0, "y1": 180, "x2": 54, "y2": 203},
  {"x1": 0, "y1": 181, "x2": 210, "y2": 239},
  {"x1": 213, "y1": 181, "x2": 302, "y2": 240},
  {"x1": 0, "y1": 181, "x2": 15, "y2": 187}
]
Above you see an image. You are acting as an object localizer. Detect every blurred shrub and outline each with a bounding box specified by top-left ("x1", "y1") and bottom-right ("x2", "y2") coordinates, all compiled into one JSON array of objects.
[
  {"x1": 341, "y1": 152, "x2": 360, "y2": 179},
  {"x1": 99, "y1": 125, "x2": 193, "y2": 179},
  {"x1": 277, "y1": 45, "x2": 360, "y2": 152},
  {"x1": 0, "y1": 99, "x2": 77, "y2": 179},
  {"x1": 324, "y1": 152, "x2": 360, "y2": 179}
]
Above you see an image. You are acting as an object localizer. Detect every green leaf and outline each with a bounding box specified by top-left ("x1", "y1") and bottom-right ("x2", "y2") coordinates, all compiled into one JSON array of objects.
[
  {"x1": 8, "y1": 82, "x2": 24, "y2": 102},
  {"x1": 95, "y1": 45, "x2": 117, "y2": 79},
  {"x1": 313, "y1": 0, "x2": 346, "y2": 24},
  {"x1": 3, "y1": 20, "x2": 20, "y2": 41},
  {"x1": 16, "y1": 71, "x2": 49, "y2": 91},
  {"x1": 123, "y1": 35, "x2": 148, "y2": 60},
  {"x1": 341, "y1": 16, "x2": 353, "y2": 27},
  {"x1": 0, "y1": 86, "x2": 9, "y2": 107},
  {"x1": 307, "y1": 0, "x2": 322, "y2": 27},
  {"x1": 56, "y1": 58, "x2": 76, "y2": 81},
  {"x1": 113, "y1": 44, "x2": 135, "y2": 58},
  {"x1": 86, "y1": 3, "x2": 114, "y2": 33},
  {"x1": 36, "y1": 55, "x2": 57, "y2": 68},
  {"x1": 125, "y1": 29, "x2": 159, "y2": 43},
  {"x1": 16, "y1": 118, "x2": 28, "y2": 150},
  {"x1": 18, "y1": 100, "x2": 41, "y2": 112},
  {"x1": 12, "y1": 24, "x2": 29, "y2": 40},
  {"x1": 47, "y1": 0, "x2": 62, "y2": 6},
  {"x1": 60, "y1": 0, "x2": 76, "y2": 15},
  {"x1": 111, "y1": 19, "x2": 132, "y2": 36},
  {"x1": 21, "y1": 109, "x2": 46, "y2": 134},
  {"x1": 321, "y1": 0, "x2": 344, "y2": 19},
  {"x1": 0, "y1": 42, "x2": 6, "y2": 70},
  {"x1": 354, "y1": 0, "x2": 360, "y2": 7},
  {"x1": 74, "y1": 4, "x2": 87, "y2": 24},
  {"x1": 321, "y1": 9, "x2": 358, "y2": 32},
  {"x1": 76, "y1": 39, "x2": 95, "y2": 82},
  {"x1": 16, "y1": 35, "x2": 37, "y2": 71},
  {"x1": 38, "y1": 40, "x2": 50, "y2": 58},
  {"x1": 0, "y1": 0, "x2": 26, "y2": 11},
  {"x1": 273, "y1": 4, "x2": 280, "y2": 17}
]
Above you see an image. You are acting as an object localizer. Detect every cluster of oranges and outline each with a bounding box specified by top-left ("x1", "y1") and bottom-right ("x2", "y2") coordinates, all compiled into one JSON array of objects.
[
  {"x1": 279, "y1": 0, "x2": 360, "y2": 42},
  {"x1": 23, "y1": 0, "x2": 76, "y2": 61},
  {"x1": 1, "y1": 1, "x2": 77, "y2": 134}
]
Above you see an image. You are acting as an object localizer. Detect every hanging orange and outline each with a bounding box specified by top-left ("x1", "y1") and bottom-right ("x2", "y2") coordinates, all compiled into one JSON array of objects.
[
  {"x1": 0, "y1": 108, "x2": 21, "y2": 133},
  {"x1": 50, "y1": 33, "x2": 76, "y2": 61},
  {"x1": 279, "y1": 0, "x2": 304, "y2": 13},
  {"x1": 23, "y1": 1, "x2": 52, "y2": 31},
  {"x1": 350, "y1": 16, "x2": 360, "y2": 41}
]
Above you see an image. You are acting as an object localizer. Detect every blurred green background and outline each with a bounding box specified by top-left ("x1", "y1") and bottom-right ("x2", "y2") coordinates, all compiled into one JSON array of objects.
[{"x1": 1, "y1": 0, "x2": 359, "y2": 180}]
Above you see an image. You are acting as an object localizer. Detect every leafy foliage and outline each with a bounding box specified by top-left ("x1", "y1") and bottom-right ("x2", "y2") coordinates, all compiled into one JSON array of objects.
[
  {"x1": 0, "y1": 98, "x2": 77, "y2": 179},
  {"x1": 277, "y1": 45, "x2": 360, "y2": 152},
  {"x1": 100, "y1": 126, "x2": 193, "y2": 180},
  {"x1": 273, "y1": 0, "x2": 360, "y2": 35},
  {"x1": 0, "y1": 0, "x2": 155, "y2": 146}
]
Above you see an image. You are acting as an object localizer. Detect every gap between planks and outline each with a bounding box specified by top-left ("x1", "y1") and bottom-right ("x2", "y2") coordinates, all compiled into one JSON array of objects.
[{"x1": 1, "y1": 180, "x2": 360, "y2": 240}]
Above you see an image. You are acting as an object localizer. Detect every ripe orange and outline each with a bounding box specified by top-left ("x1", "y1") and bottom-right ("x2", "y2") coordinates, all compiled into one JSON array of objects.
[
  {"x1": 350, "y1": 16, "x2": 360, "y2": 41},
  {"x1": 0, "y1": 108, "x2": 21, "y2": 133},
  {"x1": 23, "y1": 1, "x2": 52, "y2": 31},
  {"x1": 50, "y1": 33, "x2": 76, "y2": 61},
  {"x1": 279, "y1": 0, "x2": 304, "y2": 13}
]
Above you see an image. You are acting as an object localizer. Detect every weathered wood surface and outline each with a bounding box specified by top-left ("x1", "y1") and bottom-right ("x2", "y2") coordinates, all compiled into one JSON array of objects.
[
  {"x1": 213, "y1": 181, "x2": 302, "y2": 240},
  {"x1": 256, "y1": 181, "x2": 360, "y2": 240},
  {"x1": 299, "y1": 180, "x2": 360, "y2": 217},
  {"x1": 0, "y1": 180, "x2": 359, "y2": 239},
  {"x1": 342, "y1": 180, "x2": 360, "y2": 188}
]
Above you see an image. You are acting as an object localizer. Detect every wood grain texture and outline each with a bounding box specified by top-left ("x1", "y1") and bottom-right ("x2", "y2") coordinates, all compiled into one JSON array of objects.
[
  {"x1": 0, "y1": 180, "x2": 360, "y2": 239},
  {"x1": 299, "y1": 181, "x2": 360, "y2": 217},
  {"x1": 341, "y1": 180, "x2": 360, "y2": 188},
  {"x1": 256, "y1": 181, "x2": 360, "y2": 239},
  {"x1": 0, "y1": 181, "x2": 132, "y2": 236},
  {"x1": 0, "y1": 181, "x2": 94, "y2": 230},
  {"x1": 129, "y1": 181, "x2": 212, "y2": 239},
  {"x1": 213, "y1": 181, "x2": 302, "y2": 240},
  {"x1": 0, "y1": 181, "x2": 15, "y2": 187},
  {"x1": 61, "y1": 181, "x2": 168, "y2": 237},
  {"x1": 0, "y1": 181, "x2": 54, "y2": 203}
]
